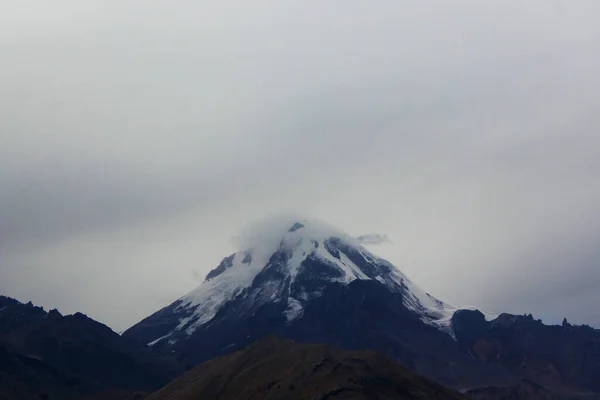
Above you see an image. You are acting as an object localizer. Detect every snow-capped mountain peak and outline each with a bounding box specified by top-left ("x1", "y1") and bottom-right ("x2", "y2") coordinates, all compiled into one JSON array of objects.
[
  {"x1": 137, "y1": 216, "x2": 494, "y2": 347},
  {"x1": 177, "y1": 217, "x2": 377, "y2": 334}
]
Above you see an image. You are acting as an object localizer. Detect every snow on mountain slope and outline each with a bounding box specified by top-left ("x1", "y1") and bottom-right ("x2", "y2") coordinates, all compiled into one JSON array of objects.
[{"x1": 141, "y1": 216, "x2": 494, "y2": 346}]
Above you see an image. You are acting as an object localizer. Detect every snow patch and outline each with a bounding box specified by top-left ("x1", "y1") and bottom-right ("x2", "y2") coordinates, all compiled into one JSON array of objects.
[
  {"x1": 176, "y1": 251, "x2": 264, "y2": 333},
  {"x1": 147, "y1": 333, "x2": 171, "y2": 347},
  {"x1": 284, "y1": 298, "x2": 304, "y2": 321}
]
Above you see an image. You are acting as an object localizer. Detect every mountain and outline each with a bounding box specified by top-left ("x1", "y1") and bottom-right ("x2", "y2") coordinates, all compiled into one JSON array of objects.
[
  {"x1": 0, "y1": 295, "x2": 180, "y2": 399},
  {"x1": 124, "y1": 217, "x2": 481, "y2": 345},
  {"x1": 0, "y1": 296, "x2": 55, "y2": 335},
  {"x1": 124, "y1": 216, "x2": 600, "y2": 397},
  {"x1": 452, "y1": 310, "x2": 600, "y2": 397},
  {"x1": 146, "y1": 335, "x2": 469, "y2": 400}
]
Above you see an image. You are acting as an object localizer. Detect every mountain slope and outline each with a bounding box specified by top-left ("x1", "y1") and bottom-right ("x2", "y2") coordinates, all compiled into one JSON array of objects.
[
  {"x1": 465, "y1": 379, "x2": 558, "y2": 400},
  {"x1": 452, "y1": 310, "x2": 600, "y2": 396},
  {"x1": 0, "y1": 295, "x2": 180, "y2": 399},
  {"x1": 146, "y1": 336, "x2": 469, "y2": 400},
  {"x1": 0, "y1": 342, "x2": 78, "y2": 400}
]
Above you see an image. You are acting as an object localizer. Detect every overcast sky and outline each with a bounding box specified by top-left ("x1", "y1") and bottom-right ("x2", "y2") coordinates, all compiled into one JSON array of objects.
[{"x1": 1, "y1": 1, "x2": 600, "y2": 332}]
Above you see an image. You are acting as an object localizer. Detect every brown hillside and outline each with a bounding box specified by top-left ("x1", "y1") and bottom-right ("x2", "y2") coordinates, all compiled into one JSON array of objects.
[{"x1": 147, "y1": 336, "x2": 468, "y2": 400}]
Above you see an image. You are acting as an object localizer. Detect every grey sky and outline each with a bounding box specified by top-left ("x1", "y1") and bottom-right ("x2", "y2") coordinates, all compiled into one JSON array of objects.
[{"x1": 1, "y1": 1, "x2": 599, "y2": 331}]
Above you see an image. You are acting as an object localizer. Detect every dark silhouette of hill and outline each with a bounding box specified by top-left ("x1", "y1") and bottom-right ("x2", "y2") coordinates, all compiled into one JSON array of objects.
[
  {"x1": 0, "y1": 295, "x2": 179, "y2": 399},
  {"x1": 146, "y1": 336, "x2": 469, "y2": 400}
]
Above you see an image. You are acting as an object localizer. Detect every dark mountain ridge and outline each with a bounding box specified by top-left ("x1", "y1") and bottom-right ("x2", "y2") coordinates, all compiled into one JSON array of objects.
[
  {"x1": 0, "y1": 295, "x2": 180, "y2": 399},
  {"x1": 452, "y1": 310, "x2": 600, "y2": 396}
]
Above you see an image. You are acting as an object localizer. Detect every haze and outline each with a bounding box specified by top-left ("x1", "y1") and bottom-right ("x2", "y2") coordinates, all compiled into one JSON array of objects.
[{"x1": 1, "y1": 1, "x2": 599, "y2": 332}]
